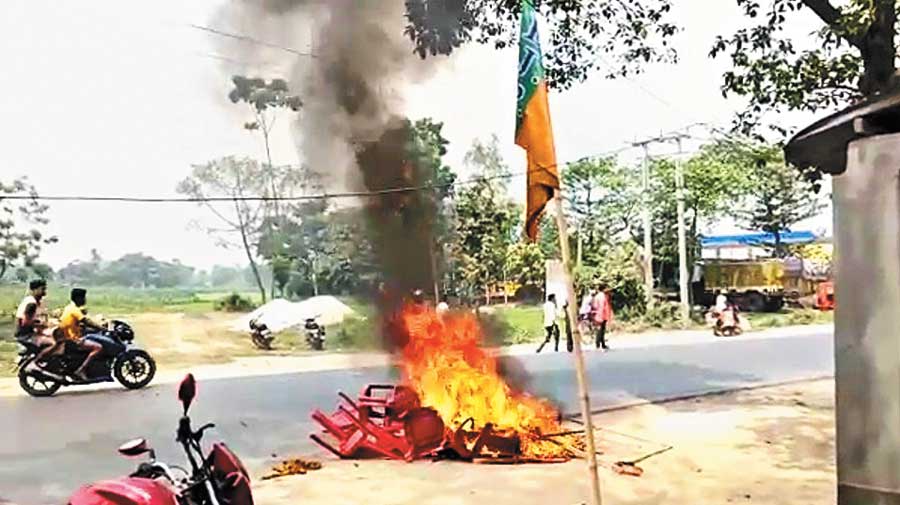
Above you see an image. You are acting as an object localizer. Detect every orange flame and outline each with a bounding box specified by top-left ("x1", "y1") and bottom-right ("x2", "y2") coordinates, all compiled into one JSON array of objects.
[{"x1": 397, "y1": 303, "x2": 575, "y2": 459}]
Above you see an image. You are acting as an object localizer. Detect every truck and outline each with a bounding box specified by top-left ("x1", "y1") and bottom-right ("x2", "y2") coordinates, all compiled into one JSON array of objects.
[{"x1": 692, "y1": 257, "x2": 831, "y2": 312}]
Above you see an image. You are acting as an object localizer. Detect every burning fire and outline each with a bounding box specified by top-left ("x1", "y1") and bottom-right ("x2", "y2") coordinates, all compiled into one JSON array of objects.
[{"x1": 397, "y1": 303, "x2": 579, "y2": 459}]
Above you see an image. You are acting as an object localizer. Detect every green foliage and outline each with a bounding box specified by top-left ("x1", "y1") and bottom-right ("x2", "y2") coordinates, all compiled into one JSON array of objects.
[
  {"x1": 58, "y1": 252, "x2": 196, "y2": 288},
  {"x1": 403, "y1": 0, "x2": 678, "y2": 90},
  {"x1": 726, "y1": 142, "x2": 825, "y2": 256},
  {"x1": 506, "y1": 241, "x2": 545, "y2": 291},
  {"x1": 563, "y1": 157, "x2": 639, "y2": 249},
  {"x1": 711, "y1": 0, "x2": 896, "y2": 139},
  {"x1": 0, "y1": 178, "x2": 57, "y2": 281},
  {"x1": 214, "y1": 293, "x2": 256, "y2": 313},
  {"x1": 454, "y1": 136, "x2": 520, "y2": 302},
  {"x1": 574, "y1": 242, "x2": 646, "y2": 314},
  {"x1": 177, "y1": 157, "x2": 305, "y2": 302},
  {"x1": 228, "y1": 76, "x2": 302, "y2": 114}
]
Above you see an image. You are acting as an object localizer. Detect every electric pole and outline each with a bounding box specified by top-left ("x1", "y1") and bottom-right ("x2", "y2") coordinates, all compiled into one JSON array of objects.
[
  {"x1": 674, "y1": 135, "x2": 690, "y2": 326},
  {"x1": 638, "y1": 143, "x2": 654, "y2": 310}
]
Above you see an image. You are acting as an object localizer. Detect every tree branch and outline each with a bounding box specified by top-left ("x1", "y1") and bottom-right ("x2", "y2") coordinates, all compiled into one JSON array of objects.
[{"x1": 800, "y1": 0, "x2": 861, "y2": 47}]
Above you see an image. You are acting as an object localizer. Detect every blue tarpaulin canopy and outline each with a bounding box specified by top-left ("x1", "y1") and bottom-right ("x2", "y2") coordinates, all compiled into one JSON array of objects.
[{"x1": 700, "y1": 231, "x2": 817, "y2": 248}]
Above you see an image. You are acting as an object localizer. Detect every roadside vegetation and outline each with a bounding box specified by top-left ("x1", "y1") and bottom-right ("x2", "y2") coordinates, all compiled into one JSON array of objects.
[{"x1": 1, "y1": 283, "x2": 833, "y2": 378}]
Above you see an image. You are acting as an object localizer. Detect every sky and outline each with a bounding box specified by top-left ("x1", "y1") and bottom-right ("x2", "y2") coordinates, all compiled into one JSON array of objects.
[{"x1": 0, "y1": 0, "x2": 832, "y2": 272}]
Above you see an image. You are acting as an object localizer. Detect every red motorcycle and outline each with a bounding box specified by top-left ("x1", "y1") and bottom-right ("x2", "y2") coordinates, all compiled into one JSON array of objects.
[{"x1": 68, "y1": 374, "x2": 253, "y2": 505}]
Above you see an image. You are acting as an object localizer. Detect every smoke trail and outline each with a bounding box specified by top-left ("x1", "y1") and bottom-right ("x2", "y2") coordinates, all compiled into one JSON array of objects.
[{"x1": 215, "y1": 0, "x2": 445, "y2": 293}]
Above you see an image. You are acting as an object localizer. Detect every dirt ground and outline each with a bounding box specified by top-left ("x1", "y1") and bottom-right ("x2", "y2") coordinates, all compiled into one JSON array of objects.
[{"x1": 255, "y1": 379, "x2": 836, "y2": 505}]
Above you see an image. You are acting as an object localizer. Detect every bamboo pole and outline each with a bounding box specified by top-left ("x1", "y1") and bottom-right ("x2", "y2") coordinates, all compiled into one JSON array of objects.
[{"x1": 551, "y1": 196, "x2": 603, "y2": 505}]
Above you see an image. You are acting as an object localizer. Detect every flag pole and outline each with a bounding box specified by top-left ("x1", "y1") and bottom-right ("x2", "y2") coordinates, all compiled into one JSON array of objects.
[{"x1": 551, "y1": 194, "x2": 603, "y2": 505}]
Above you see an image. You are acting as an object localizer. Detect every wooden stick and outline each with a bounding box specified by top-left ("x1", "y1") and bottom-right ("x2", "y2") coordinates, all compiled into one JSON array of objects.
[{"x1": 551, "y1": 195, "x2": 603, "y2": 505}]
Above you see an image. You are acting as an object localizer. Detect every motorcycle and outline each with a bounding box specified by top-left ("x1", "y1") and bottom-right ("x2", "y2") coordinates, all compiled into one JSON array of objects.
[
  {"x1": 16, "y1": 319, "x2": 156, "y2": 397},
  {"x1": 707, "y1": 307, "x2": 744, "y2": 337},
  {"x1": 68, "y1": 373, "x2": 254, "y2": 505},
  {"x1": 304, "y1": 317, "x2": 325, "y2": 351},
  {"x1": 248, "y1": 318, "x2": 274, "y2": 350}
]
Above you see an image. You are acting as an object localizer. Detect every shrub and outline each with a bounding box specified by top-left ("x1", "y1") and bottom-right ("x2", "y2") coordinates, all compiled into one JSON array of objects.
[
  {"x1": 214, "y1": 293, "x2": 255, "y2": 312},
  {"x1": 574, "y1": 242, "x2": 646, "y2": 315}
]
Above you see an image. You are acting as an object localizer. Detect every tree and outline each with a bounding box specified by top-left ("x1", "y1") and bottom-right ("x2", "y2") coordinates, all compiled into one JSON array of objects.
[
  {"x1": 404, "y1": 0, "x2": 678, "y2": 90},
  {"x1": 623, "y1": 143, "x2": 757, "y2": 286},
  {"x1": 562, "y1": 157, "x2": 640, "y2": 265},
  {"x1": 0, "y1": 178, "x2": 57, "y2": 281},
  {"x1": 732, "y1": 143, "x2": 825, "y2": 256},
  {"x1": 454, "y1": 137, "x2": 519, "y2": 304},
  {"x1": 30, "y1": 263, "x2": 54, "y2": 281},
  {"x1": 507, "y1": 240, "x2": 546, "y2": 292},
  {"x1": 711, "y1": 0, "x2": 897, "y2": 139},
  {"x1": 228, "y1": 76, "x2": 302, "y2": 172},
  {"x1": 407, "y1": 118, "x2": 457, "y2": 299},
  {"x1": 177, "y1": 157, "x2": 278, "y2": 302}
]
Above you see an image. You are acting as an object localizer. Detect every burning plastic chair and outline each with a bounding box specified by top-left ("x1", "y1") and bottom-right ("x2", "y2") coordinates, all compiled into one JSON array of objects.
[{"x1": 310, "y1": 384, "x2": 445, "y2": 461}]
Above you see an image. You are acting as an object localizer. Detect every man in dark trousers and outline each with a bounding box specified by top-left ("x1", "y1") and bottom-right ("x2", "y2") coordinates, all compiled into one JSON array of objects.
[{"x1": 537, "y1": 294, "x2": 560, "y2": 353}]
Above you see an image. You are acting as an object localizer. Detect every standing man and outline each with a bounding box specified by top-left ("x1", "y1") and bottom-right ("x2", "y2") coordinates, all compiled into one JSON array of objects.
[
  {"x1": 537, "y1": 293, "x2": 560, "y2": 353},
  {"x1": 591, "y1": 284, "x2": 613, "y2": 351},
  {"x1": 58, "y1": 288, "x2": 105, "y2": 380}
]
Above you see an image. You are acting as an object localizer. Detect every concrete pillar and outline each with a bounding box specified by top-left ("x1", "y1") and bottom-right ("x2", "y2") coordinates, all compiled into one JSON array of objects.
[{"x1": 834, "y1": 133, "x2": 900, "y2": 504}]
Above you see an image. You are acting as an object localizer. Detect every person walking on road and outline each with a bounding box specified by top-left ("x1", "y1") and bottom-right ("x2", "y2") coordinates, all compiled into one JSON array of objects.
[
  {"x1": 591, "y1": 284, "x2": 613, "y2": 351},
  {"x1": 537, "y1": 294, "x2": 561, "y2": 353}
]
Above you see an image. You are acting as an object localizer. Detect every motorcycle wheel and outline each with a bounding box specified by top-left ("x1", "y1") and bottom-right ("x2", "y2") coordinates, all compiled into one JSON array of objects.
[
  {"x1": 114, "y1": 350, "x2": 157, "y2": 390},
  {"x1": 252, "y1": 334, "x2": 273, "y2": 350},
  {"x1": 18, "y1": 368, "x2": 62, "y2": 397}
]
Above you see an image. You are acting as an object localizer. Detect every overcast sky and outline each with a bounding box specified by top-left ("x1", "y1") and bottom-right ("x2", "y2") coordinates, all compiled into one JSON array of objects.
[{"x1": 0, "y1": 0, "x2": 832, "y2": 272}]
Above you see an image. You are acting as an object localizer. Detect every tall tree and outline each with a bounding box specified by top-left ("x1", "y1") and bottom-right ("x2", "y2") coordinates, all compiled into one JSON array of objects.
[
  {"x1": 407, "y1": 118, "x2": 456, "y2": 299},
  {"x1": 732, "y1": 143, "x2": 825, "y2": 256},
  {"x1": 229, "y1": 76, "x2": 304, "y2": 298},
  {"x1": 228, "y1": 76, "x2": 302, "y2": 174},
  {"x1": 712, "y1": 0, "x2": 897, "y2": 138},
  {"x1": 455, "y1": 137, "x2": 519, "y2": 304},
  {"x1": 562, "y1": 157, "x2": 640, "y2": 265},
  {"x1": 404, "y1": 0, "x2": 678, "y2": 90},
  {"x1": 177, "y1": 157, "x2": 284, "y2": 302},
  {"x1": 0, "y1": 178, "x2": 57, "y2": 280}
]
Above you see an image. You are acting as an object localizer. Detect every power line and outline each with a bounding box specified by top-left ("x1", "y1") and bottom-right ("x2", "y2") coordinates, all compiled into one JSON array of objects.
[
  {"x1": 188, "y1": 23, "x2": 318, "y2": 59},
  {"x1": 0, "y1": 121, "x2": 740, "y2": 205},
  {"x1": 1, "y1": 144, "x2": 640, "y2": 205}
]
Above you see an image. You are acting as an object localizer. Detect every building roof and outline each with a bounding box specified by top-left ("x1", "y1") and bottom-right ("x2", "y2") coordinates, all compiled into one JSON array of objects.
[
  {"x1": 700, "y1": 231, "x2": 818, "y2": 249},
  {"x1": 785, "y1": 90, "x2": 900, "y2": 175}
]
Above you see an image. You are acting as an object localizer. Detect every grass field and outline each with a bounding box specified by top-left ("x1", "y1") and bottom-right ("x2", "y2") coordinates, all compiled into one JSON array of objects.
[{"x1": 0, "y1": 284, "x2": 833, "y2": 378}]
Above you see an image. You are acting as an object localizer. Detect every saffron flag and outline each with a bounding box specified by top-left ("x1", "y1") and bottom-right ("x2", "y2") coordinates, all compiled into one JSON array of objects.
[{"x1": 515, "y1": 0, "x2": 560, "y2": 241}]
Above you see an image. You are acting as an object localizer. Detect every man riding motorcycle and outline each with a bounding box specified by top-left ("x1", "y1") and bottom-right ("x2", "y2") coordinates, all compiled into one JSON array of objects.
[
  {"x1": 58, "y1": 288, "x2": 106, "y2": 380},
  {"x1": 15, "y1": 279, "x2": 57, "y2": 369}
]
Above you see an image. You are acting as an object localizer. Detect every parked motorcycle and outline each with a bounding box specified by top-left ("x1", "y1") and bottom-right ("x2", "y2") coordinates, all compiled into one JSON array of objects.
[
  {"x1": 16, "y1": 319, "x2": 156, "y2": 397},
  {"x1": 304, "y1": 317, "x2": 325, "y2": 351},
  {"x1": 248, "y1": 318, "x2": 274, "y2": 350},
  {"x1": 68, "y1": 373, "x2": 254, "y2": 505}
]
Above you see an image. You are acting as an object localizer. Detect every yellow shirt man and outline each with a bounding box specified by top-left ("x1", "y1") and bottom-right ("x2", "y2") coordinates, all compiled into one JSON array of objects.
[{"x1": 59, "y1": 302, "x2": 87, "y2": 342}]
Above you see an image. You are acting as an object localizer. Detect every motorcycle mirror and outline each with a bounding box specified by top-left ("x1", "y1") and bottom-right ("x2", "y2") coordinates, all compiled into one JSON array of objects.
[
  {"x1": 118, "y1": 438, "x2": 153, "y2": 458},
  {"x1": 178, "y1": 374, "x2": 197, "y2": 414}
]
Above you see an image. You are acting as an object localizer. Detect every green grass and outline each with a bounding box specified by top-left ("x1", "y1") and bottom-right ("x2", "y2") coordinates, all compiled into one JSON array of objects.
[
  {"x1": 0, "y1": 287, "x2": 836, "y2": 379},
  {"x1": 0, "y1": 284, "x2": 262, "y2": 318}
]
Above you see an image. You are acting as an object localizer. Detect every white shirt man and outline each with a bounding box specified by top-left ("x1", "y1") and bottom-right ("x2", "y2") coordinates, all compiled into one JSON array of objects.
[
  {"x1": 537, "y1": 294, "x2": 561, "y2": 353},
  {"x1": 543, "y1": 297, "x2": 559, "y2": 328},
  {"x1": 715, "y1": 293, "x2": 728, "y2": 314}
]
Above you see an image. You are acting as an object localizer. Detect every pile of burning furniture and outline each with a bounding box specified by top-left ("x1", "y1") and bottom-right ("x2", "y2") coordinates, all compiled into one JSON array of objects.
[{"x1": 310, "y1": 384, "x2": 578, "y2": 463}]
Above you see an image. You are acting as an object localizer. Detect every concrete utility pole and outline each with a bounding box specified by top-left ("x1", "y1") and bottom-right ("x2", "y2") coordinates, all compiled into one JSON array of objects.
[
  {"x1": 674, "y1": 135, "x2": 690, "y2": 326},
  {"x1": 635, "y1": 130, "x2": 695, "y2": 320},
  {"x1": 639, "y1": 143, "x2": 654, "y2": 310}
]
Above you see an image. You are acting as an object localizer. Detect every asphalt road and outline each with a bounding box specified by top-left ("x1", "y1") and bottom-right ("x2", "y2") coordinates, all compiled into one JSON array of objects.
[{"x1": 0, "y1": 330, "x2": 833, "y2": 504}]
